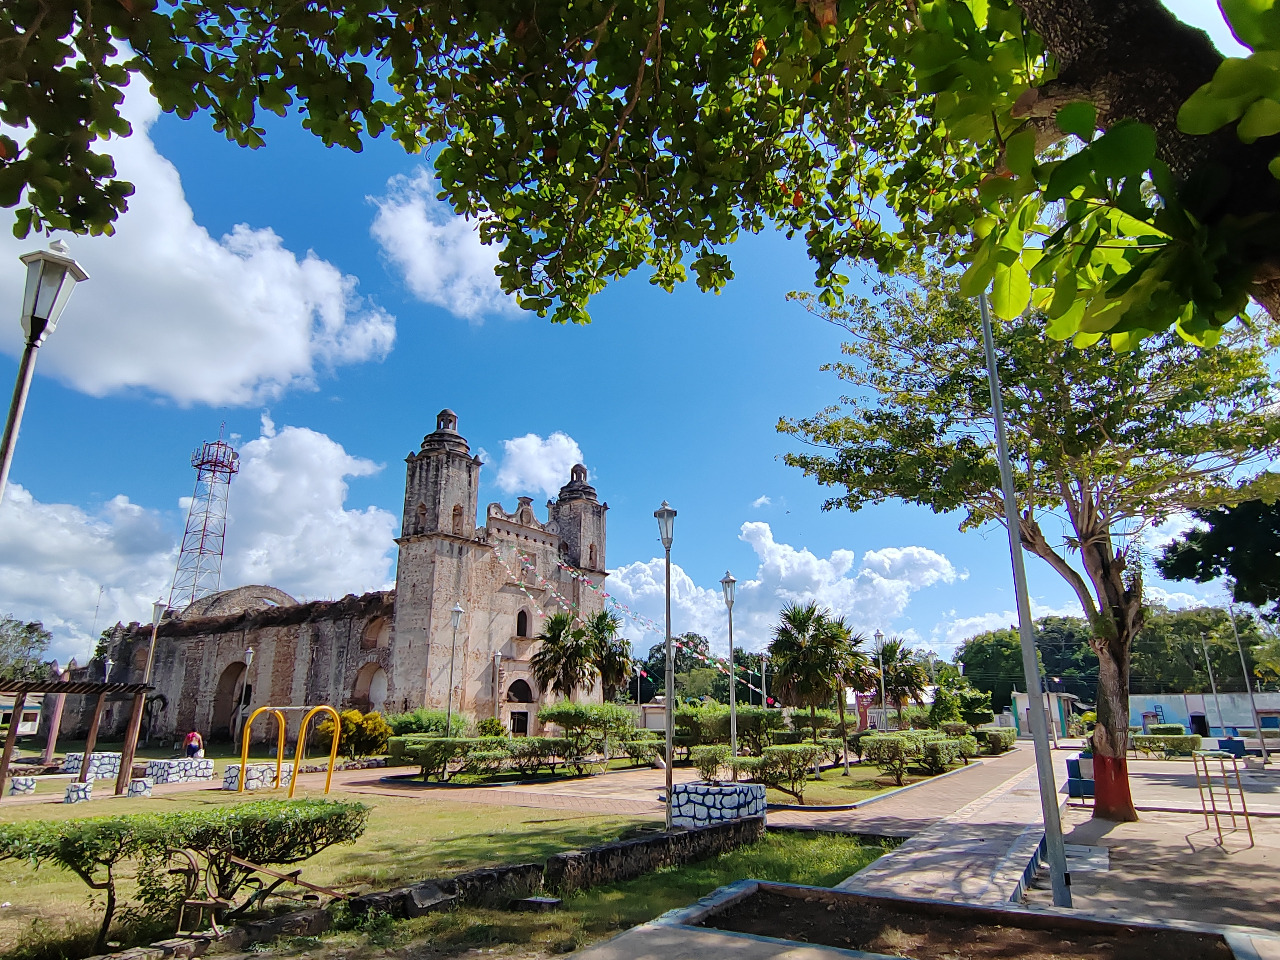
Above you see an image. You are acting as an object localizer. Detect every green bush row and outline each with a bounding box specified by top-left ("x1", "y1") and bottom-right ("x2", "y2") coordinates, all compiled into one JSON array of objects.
[
  {"x1": 732, "y1": 744, "x2": 822, "y2": 804},
  {"x1": 384, "y1": 708, "x2": 468, "y2": 737},
  {"x1": 1147, "y1": 723, "x2": 1186, "y2": 736},
  {"x1": 0, "y1": 799, "x2": 367, "y2": 954},
  {"x1": 977, "y1": 728, "x2": 1018, "y2": 754},
  {"x1": 1133, "y1": 734, "x2": 1202, "y2": 758}
]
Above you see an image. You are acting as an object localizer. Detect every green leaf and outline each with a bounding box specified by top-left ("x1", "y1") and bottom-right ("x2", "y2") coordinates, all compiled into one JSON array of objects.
[
  {"x1": 1238, "y1": 96, "x2": 1280, "y2": 141},
  {"x1": 1055, "y1": 102, "x2": 1096, "y2": 140},
  {"x1": 1089, "y1": 121, "x2": 1157, "y2": 181},
  {"x1": 1220, "y1": 0, "x2": 1280, "y2": 51},
  {"x1": 1044, "y1": 151, "x2": 1095, "y2": 202},
  {"x1": 1003, "y1": 128, "x2": 1037, "y2": 178},
  {"x1": 989, "y1": 261, "x2": 1031, "y2": 320},
  {"x1": 1270, "y1": 154, "x2": 1280, "y2": 177}
]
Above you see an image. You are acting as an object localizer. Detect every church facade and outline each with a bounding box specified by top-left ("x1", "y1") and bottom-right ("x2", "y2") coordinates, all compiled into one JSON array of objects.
[{"x1": 84, "y1": 411, "x2": 608, "y2": 742}]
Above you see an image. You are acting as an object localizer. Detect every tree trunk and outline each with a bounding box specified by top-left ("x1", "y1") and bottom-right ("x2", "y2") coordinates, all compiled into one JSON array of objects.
[
  {"x1": 95, "y1": 877, "x2": 116, "y2": 954},
  {"x1": 837, "y1": 696, "x2": 850, "y2": 776},
  {"x1": 1091, "y1": 632, "x2": 1139, "y2": 821}
]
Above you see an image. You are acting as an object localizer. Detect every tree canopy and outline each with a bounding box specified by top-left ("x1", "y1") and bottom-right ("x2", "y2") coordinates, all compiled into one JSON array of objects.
[
  {"x1": 8, "y1": 0, "x2": 1280, "y2": 342},
  {"x1": 1159, "y1": 500, "x2": 1280, "y2": 618},
  {"x1": 0, "y1": 617, "x2": 50, "y2": 680},
  {"x1": 781, "y1": 265, "x2": 1280, "y2": 819}
]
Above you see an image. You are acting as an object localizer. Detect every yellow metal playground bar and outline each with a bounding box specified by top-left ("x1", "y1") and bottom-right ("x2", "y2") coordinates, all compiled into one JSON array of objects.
[{"x1": 239, "y1": 705, "x2": 341, "y2": 798}]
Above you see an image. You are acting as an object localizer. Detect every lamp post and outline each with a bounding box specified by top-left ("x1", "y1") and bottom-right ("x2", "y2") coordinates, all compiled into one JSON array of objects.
[
  {"x1": 721, "y1": 571, "x2": 738, "y2": 774},
  {"x1": 446, "y1": 603, "x2": 464, "y2": 735},
  {"x1": 654, "y1": 501, "x2": 676, "y2": 831},
  {"x1": 978, "y1": 291, "x2": 1071, "y2": 907},
  {"x1": 238, "y1": 646, "x2": 255, "y2": 738},
  {"x1": 1, "y1": 241, "x2": 88, "y2": 506},
  {"x1": 873, "y1": 629, "x2": 887, "y2": 730},
  {"x1": 115, "y1": 600, "x2": 166, "y2": 795}
]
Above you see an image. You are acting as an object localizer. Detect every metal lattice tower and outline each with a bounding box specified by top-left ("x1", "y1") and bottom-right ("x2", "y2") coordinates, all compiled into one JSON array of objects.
[{"x1": 168, "y1": 435, "x2": 240, "y2": 611}]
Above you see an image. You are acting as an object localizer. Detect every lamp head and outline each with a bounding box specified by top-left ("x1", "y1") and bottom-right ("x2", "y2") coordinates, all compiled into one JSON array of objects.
[
  {"x1": 451, "y1": 603, "x2": 464, "y2": 630},
  {"x1": 244, "y1": 647, "x2": 255, "y2": 667},
  {"x1": 720, "y1": 570, "x2": 736, "y2": 609},
  {"x1": 19, "y1": 241, "x2": 88, "y2": 344},
  {"x1": 653, "y1": 501, "x2": 676, "y2": 549},
  {"x1": 151, "y1": 600, "x2": 166, "y2": 626},
  {"x1": 873, "y1": 628, "x2": 884, "y2": 645}
]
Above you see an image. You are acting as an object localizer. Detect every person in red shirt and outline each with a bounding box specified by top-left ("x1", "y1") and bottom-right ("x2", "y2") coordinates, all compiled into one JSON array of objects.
[{"x1": 183, "y1": 730, "x2": 204, "y2": 758}]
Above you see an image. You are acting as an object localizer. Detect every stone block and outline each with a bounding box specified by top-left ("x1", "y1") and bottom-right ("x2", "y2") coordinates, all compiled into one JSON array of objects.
[
  {"x1": 8, "y1": 776, "x2": 36, "y2": 795},
  {"x1": 128, "y1": 777, "x2": 154, "y2": 798},
  {"x1": 65, "y1": 781, "x2": 93, "y2": 803}
]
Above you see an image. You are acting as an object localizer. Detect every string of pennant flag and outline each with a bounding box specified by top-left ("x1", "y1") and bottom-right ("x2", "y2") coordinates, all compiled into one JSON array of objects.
[{"x1": 491, "y1": 545, "x2": 776, "y2": 704}]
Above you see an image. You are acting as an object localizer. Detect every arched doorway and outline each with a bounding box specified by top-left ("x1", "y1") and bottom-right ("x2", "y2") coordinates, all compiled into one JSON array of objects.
[
  {"x1": 506, "y1": 678, "x2": 534, "y2": 735},
  {"x1": 210, "y1": 661, "x2": 248, "y2": 741},
  {"x1": 353, "y1": 663, "x2": 389, "y2": 713}
]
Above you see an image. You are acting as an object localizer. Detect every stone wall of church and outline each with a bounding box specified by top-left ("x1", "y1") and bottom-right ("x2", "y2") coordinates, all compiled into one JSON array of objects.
[{"x1": 70, "y1": 592, "x2": 394, "y2": 745}]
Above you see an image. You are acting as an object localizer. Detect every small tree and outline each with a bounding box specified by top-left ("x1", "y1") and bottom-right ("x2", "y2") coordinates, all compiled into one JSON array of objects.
[
  {"x1": 0, "y1": 617, "x2": 51, "y2": 679},
  {"x1": 317, "y1": 710, "x2": 392, "y2": 759},
  {"x1": 586, "y1": 611, "x2": 632, "y2": 701},
  {"x1": 531, "y1": 612, "x2": 599, "y2": 701}
]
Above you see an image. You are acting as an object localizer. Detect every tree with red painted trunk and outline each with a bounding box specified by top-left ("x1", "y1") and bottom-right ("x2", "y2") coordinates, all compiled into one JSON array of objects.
[{"x1": 780, "y1": 265, "x2": 1280, "y2": 821}]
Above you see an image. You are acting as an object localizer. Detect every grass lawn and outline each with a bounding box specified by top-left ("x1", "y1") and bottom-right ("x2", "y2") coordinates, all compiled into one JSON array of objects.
[
  {"x1": 275, "y1": 830, "x2": 888, "y2": 960},
  {"x1": 0, "y1": 789, "x2": 649, "y2": 960}
]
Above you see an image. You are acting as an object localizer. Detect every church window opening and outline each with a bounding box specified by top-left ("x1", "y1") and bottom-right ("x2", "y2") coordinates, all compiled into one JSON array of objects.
[
  {"x1": 452, "y1": 504, "x2": 464, "y2": 536},
  {"x1": 507, "y1": 679, "x2": 534, "y2": 703},
  {"x1": 516, "y1": 610, "x2": 529, "y2": 637},
  {"x1": 415, "y1": 503, "x2": 427, "y2": 534},
  {"x1": 588, "y1": 544, "x2": 597, "y2": 568}
]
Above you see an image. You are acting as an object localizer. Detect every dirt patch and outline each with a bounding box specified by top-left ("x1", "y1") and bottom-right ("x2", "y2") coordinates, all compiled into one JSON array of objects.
[{"x1": 699, "y1": 889, "x2": 1233, "y2": 960}]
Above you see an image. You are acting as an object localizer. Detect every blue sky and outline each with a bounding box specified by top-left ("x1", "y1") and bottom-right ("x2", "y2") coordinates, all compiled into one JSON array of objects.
[{"x1": 0, "y1": 1, "x2": 1241, "y2": 666}]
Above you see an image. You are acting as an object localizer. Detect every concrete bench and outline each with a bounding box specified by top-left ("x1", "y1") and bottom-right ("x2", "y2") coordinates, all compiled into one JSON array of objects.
[
  {"x1": 145, "y1": 758, "x2": 215, "y2": 784},
  {"x1": 8, "y1": 776, "x2": 36, "y2": 796},
  {"x1": 222, "y1": 762, "x2": 294, "y2": 791}
]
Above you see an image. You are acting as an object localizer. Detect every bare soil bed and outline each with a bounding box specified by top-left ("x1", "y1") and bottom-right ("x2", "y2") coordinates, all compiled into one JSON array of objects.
[{"x1": 699, "y1": 888, "x2": 1233, "y2": 960}]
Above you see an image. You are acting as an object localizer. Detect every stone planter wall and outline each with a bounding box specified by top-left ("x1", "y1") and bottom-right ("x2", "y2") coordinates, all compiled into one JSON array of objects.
[
  {"x1": 8, "y1": 776, "x2": 36, "y2": 796},
  {"x1": 65, "y1": 781, "x2": 93, "y2": 803},
  {"x1": 62, "y1": 752, "x2": 121, "y2": 780},
  {"x1": 146, "y1": 758, "x2": 215, "y2": 784},
  {"x1": 222, "y1": 763, "x2": 294, "y2": 791},
  {"x1": 128, "y1": 777, "x2": 154, "y2": 798},
  {"x1": 672, "y1": 782, "x2": 767, "y2": 828}
]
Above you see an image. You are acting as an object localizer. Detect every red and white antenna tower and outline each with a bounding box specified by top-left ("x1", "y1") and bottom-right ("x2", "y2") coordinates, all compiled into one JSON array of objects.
[{"x1": 168, "y1": 429, "x2": 240, "y2": 611}]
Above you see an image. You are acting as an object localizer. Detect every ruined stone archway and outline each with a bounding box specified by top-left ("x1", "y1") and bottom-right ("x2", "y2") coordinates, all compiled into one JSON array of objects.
[
  {"x1": 210, "y1": 661, "x2": 247, "y2": 742},
  {"x1": 353, "y1": 662, "x2": 388, "y2": 713}
]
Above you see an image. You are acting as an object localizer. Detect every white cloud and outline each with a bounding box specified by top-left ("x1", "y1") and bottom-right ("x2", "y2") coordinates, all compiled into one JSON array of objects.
[
  {"x1": 0, "y1": 81, "x2": 395, "y2": 405},
  {"x1": 751, "y1": 495, "x2": 771, "y2": 508},
  {"x1": 607, "y1": 521, "x2": 958, "y2": 656},
  {"x1": 494, "y1": 432, "x2": 585, "y2": 498},
  {"x1": 930, "y1": 600, "x2": 1092, "y2": 660},
  {"x1": 370, "y1": 169, "x2": 517, "y2": 320},
  {"x1": 0, "y1": 419, "x2": 396, "y2": 664}
]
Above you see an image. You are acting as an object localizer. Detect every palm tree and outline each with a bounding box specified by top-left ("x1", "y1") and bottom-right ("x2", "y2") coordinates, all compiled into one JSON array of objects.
[
  {"x1": 769, "y1": 602, "x2": 847, "y2": 774},
  {"x1": 531, "y1": 612, "x2": 599, "y2": 700},
  {"x1": 877, "y1": 637, "x2": 929, "y2": 726},
  {"x1": 829, "y1": 621, "x2": 874, "y2": 775},
  {"x1": 586, "y1": 610, "x2": 632, "y2": 701}
]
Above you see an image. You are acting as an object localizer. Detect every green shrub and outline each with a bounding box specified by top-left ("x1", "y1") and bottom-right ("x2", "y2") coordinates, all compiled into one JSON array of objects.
[
  {"x1": 674, "y1": 702, "x2": 730, "y2": 747},
  {"x1": 956, "y1": 734, "x2": 980, "y2": 764},
  {"x1": 861, "y1": 734, "x2": 917, "y2": 786},
  {"x1": 733, "y1": 744, "x2": 821, "y2": 804},
  {"x1": 463, "y1": 748, "x2": 511, "y2": 776},
  {"x1": 316, "y1": 709, "x2": 392, "y2": 758},
  {"x1": 537, "y1": 700, "x2": 635, "y2": 763},
  {"x1": 476, "y1": 717, "x2": 508, "y2": 738},
  {"x1": 507, "y1": 737, "x2": 569, "y2": 776},
  {"x1": 959, "y1": 688, "x2": 996, "y2": 728},
  {"x1": 692, "y1": 745, "x2": 731, "y2": 782},
  {"x1": 735, "y1": 707, "x2": 787, "y2": 754},
  {"x1": 410, "y1": 738, "x2": 471, "y2": 780},
  {"x1": 940, "y1": 722, "x2": 971, "y2": 738},
  {"x1": 978, "y1": 728, "x2": 1018, "y2": 754},
  {"x1": 790, "y1": 709, "x2": 838, "y2": 737},
  {"x1": 1148, "y1": 723, "x2": 1186, "y2": 736},
  {"x1": 1133, "y1": 734, "x2": 1202, "y2": 758},
  {"x1": 0, "y1": 800, "x2": 367, "y2": 953},
  {"x1": 920, "y1": 738, "x2": 962, "y2": 775},
  {"x1": 623, "y1": 738, "x2": 660, "y2": 765},
  {"x1": 772, "y1": 730, "x2": 805, "y2": 745},
  {"x1": 817, "y1": 737, "x2": 845, "y2": 765},
  {"x1": 385, "y1": 708, "x2": 466, "y2": 737}
]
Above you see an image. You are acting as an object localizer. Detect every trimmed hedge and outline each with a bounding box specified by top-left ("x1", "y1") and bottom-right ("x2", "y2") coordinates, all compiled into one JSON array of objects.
[
  {"x1": 978, "y1": 728, "x2": 1018, "y2": 754},
  {"x1": 861, "y1": 733, "x2": 917, "y2": 785},
  {"x1": 1133, "y1": 734, "x2": 1202, "y2": 758},
  {"x1": 955, "y1": 734, "x2": 980, "y2": 764},
  {"x1": 385, "y1": 708, "x2": 467, "y2": 737},
  {"x1": 691, "y1": 744, "x2": 731, "y2": 782},
  {"x1": 733, "y1": 744, "x2": 821, "y2": 804},
  {"x1": 921, "y1": 738, "x2": 961, "y2": 775},
  {"x1": 1148, "y1": 723, "x2": 1186, "y2": 736}
]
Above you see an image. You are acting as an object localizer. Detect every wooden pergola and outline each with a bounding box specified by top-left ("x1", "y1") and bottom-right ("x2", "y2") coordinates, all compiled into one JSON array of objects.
[{"x1": 0, "y1": 679, "x2": 153, "y2": 800}]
